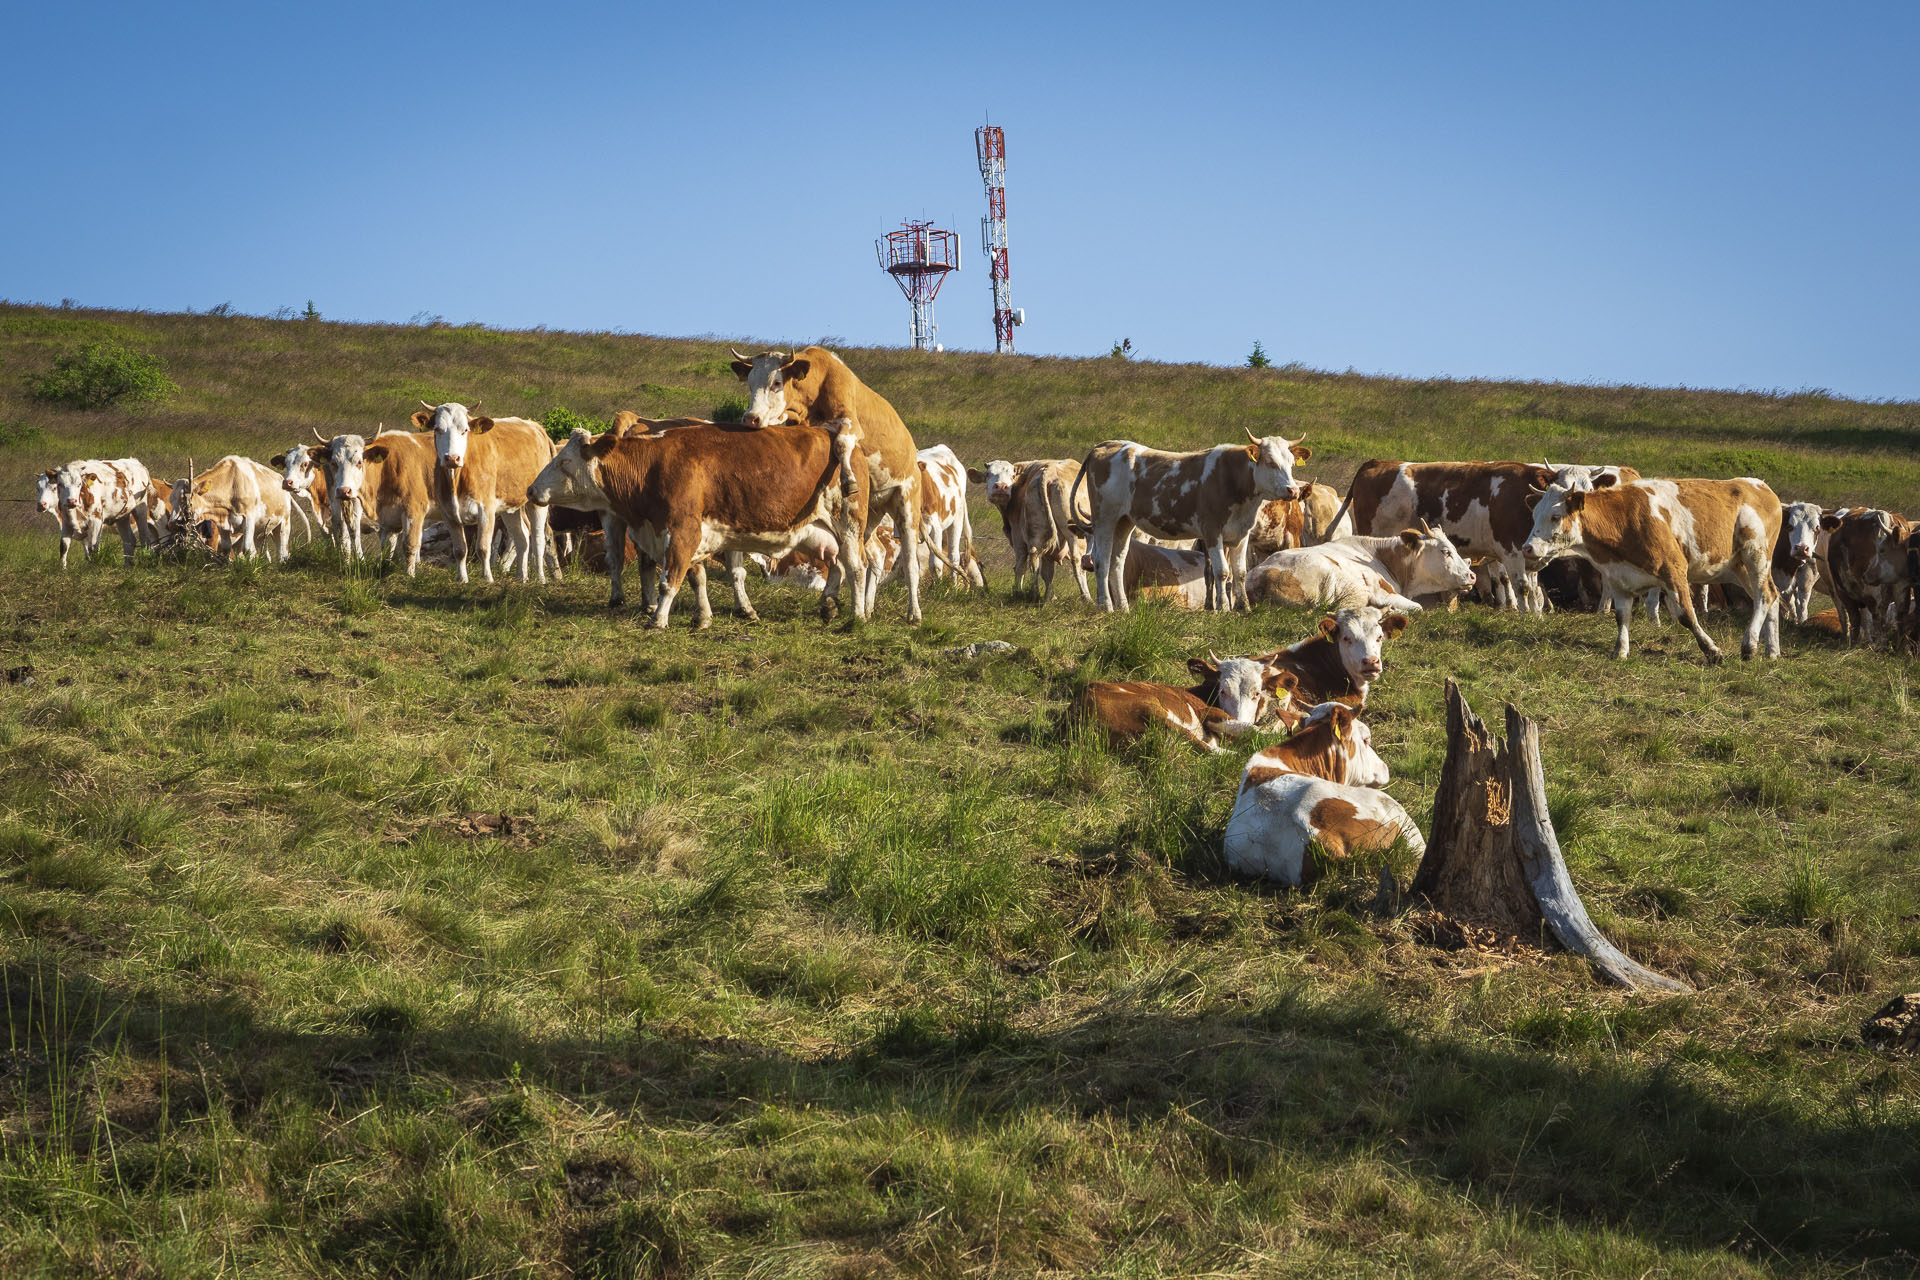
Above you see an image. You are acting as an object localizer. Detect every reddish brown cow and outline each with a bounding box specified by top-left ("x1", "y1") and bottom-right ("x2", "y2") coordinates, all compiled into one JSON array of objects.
[
  {"x1": 1820, "y1": 507, "x2": 1914, "y2": 645},
  {"x1": 1252, "y1": 607, "x2": 1412, "y2": 707}
]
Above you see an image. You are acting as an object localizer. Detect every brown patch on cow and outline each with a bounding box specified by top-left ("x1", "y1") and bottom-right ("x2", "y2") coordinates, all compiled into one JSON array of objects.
[
  {"x1": 1065, "y1": 681, "x2": 1217, "y2": 751},
  {"x1": 1308, "y1": 796, "x2": 1403, "y2": 859},
  {"x1": 1569, "y1": 479, "x2": 1783, "y2": 627},
  {"x1": 737, "y1": 345, "x2": 919, "y2": 511}
]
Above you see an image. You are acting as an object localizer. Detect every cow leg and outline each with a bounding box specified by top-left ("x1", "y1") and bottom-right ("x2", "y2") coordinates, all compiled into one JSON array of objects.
[
  {"x1": 272, "y1": 516, "x2": 291, "y2": 563},
  {"x1": 1110, "y1": 524, "x2": 1136, "y2": 612},
  {"x1": 1090, "y1": 523, "x2": 1120, "y2": 612},
  {"x1": 527, "y1": 504, "x2": 550, "y2": 584},
  {"x1": 649, "y1": 533, "x2": 696, "y2": 631},
  {"x1": 131, "y1": 507, "x2": 151, "y2": 559},
  {"x1": 58, "y1": 524, "x2": 72, "y2": 569},
  {"x1": 405, "y1": 512, "x2": 426, "y2": 577},
  {"x1": 1737, "y1": 552, "x2": 1777, "y2": 661},
  {"x1": 1607, "y1": 588, "x2": 1635, "y2": 659},
  {"x1": 728, "y1": 552, "x2": 759, "y2": 622},
  {"x1": 689, "y1": 560, "x2": 715, "y2": 629},
  {"x1": 1203, "y1": 540, "x2": 1231, "y2": 612},
  {"x1": 1231, "y1": 536, "x2": 1253, "y2": 611},
  {"x1": 604, "y1": 516, "x2": 629, "y2": 609},
  {"x1": 1667, "y1": 570, "x2": 1721, "y2": 661},
  {"x1": 476, "y1": 507, "x2": 500, "y2": 583},
  {"x1": 839, "y1": 518, "x2": 869, "y2": 622},
  {"x1": 116, "y1": 516, "x2": 138, "y2": 566},
  {"x1": 893, "y1": 486, "x2": 923, "y2": 625},
  {"x1": 1037, "y1": 555, "x2": 1055, "y2": 603}
]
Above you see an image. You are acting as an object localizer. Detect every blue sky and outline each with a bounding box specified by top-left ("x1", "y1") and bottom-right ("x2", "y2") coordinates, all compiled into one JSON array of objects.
[{"x1": 5, "y1": 2, "x2": 1916, "y2": 398}]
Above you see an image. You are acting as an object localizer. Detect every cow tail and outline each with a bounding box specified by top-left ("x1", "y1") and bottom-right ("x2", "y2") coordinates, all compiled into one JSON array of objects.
[
  {"x1": 1066, "y1": 448, "x2": 1097, "y2": 540},
  {"x1": 1327, "y1": 488, "x2": 1356, "y2": 541}
]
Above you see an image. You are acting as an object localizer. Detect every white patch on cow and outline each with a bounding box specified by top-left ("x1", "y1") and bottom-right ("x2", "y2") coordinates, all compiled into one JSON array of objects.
[{"x1": 428, "y1": 402, "x2": 476, "y2": 469}]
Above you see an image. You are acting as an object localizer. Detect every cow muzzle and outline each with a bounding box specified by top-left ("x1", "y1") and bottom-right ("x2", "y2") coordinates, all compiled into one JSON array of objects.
[
  {"x1": 61, "y1": 499, "x2": 78, "y2": 510},
  {"x1": 281, "y1": 480, "x2": 297, "y2": 492},
  {"x1": 1358, "y1": 659, "x2": 1385, "y2": 679},
  {"x1": 1277, "y1": 485, "x2": 1301, "y2": 502},
  {"x1": 439, "y1": 457, "x2": 463, "y2": 470},
  {"x1": 742, "y1": 413, "x2": 763, "y2": 428},
  {"x1": 338, "y1": 487, "x2": 356, "y2": 501}
]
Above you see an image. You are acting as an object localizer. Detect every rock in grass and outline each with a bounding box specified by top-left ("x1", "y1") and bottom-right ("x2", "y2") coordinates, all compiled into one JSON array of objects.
[
  {"x1": 1862, "y1": 993, "x2": 1920, "y2": 1053},
  {"x1": 945, "y1": 641, "x2": 1019, "y2": 660}
]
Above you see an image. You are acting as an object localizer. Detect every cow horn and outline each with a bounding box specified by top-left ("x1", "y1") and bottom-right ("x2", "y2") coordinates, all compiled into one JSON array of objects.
[
  {"x1": 419, "y1": 400, "x2": 436, "y2": 411},
  {"x1": 1244, "y1": 428, "x2": 1261, "y2": 447},
  {"x1": 730, "y1": 346, "x2": 750, "y2": 362},
  {"x1": 312, "y1": 427, "x2": 330, "y2": 445},
  {"x1": 1208, "y1": 648, "x2": 1221, "y2": 664},
  {"x1": 469, "y1": 400, "x2": 481, "y2": 413},
  {"x1": 1288, "y1": 434, "x2": 1306, "y2": 447}
]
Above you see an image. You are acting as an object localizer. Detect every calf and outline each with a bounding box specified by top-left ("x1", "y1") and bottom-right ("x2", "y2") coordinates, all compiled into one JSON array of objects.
[
  {"x1": 1222, "y1": 703, "x2": 1426, "y2": 886},
  {"x1": 1247, "y1": 525, "x2": 1474, "y2": 613},
  {"x1": 1773, "y1": 501, "x2": 1825, "y2": 624},
  {"x1": 528, "y1": 422, "x2": 869, "y2": 629},
  {"x1": 173, "y1": 456, "x2": 301, "y2": 561},
  {"x1": 970, "y1": 458, "x2": 1090, "y2": 603},
  {"x1": 1245, "y1": 481, "x2": 1351, "y2": 559},
  {"x1": 47, "y1": 458, "x2": 153, "y2": 567},
  {"x1": 414, "y1": 402, "x2": 556, "y2": 584},
  {"x1": 1522, "y1": 476, "x2": 1782, "y2": 661},
  {"x1": 1063, "y1": 656, "x2": 1282, "y2": 753},
  {"x1": 1252, "y1": 606, "x2": 1411, "y2": 707},
  {"x1": 1072, "y1": 432, "x2": 1311, "y2": 612},
  {"x1": 1820, "y1": 507, "x2": 1913, "y2": 645}
]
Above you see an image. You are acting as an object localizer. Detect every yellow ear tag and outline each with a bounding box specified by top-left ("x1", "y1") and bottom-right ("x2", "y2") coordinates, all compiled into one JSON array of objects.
[{"x1": 1331, "y1": 720, "x2": 1343, "y2": 741}]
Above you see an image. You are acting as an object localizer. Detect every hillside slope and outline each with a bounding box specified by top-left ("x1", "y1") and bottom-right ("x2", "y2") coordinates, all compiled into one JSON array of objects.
[{"x1": 2, "y1": 302, "x2": 1917, "y2": 534}]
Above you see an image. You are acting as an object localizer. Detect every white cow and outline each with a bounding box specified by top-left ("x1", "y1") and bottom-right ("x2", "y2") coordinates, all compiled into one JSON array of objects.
[
  {"x1": 1246, "y1": 525, "x2": 1475, "y2": 613},
  {"x1": 172, "y1": 456, "x2": 306, "y2": 562},
  {"x1": 1222, "y1": 702, "x2": 1426, "y2": 887},
  {"x1": 46, "y1": 458, "x2": 153, "y2": 568}
]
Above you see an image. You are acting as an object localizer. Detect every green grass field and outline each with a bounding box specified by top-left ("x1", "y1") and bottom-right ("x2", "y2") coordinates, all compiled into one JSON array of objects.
[{"x1": 0, "y1": 304, "x2": 1917, "y2": 1277}]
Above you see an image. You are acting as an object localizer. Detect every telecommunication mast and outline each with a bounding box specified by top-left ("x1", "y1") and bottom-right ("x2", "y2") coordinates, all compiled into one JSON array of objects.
[
  {"x1": 975, "y1": 122, "x2": 1022, "y2": 353},
  {"x1": 875, "y1": 220, "x2": 959, "y2": 351}
]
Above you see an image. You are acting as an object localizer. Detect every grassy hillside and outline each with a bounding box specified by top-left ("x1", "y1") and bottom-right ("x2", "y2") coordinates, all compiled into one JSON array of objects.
[{"x1": 0, "y1": 304, "x2": 1917, "y2": 1277}]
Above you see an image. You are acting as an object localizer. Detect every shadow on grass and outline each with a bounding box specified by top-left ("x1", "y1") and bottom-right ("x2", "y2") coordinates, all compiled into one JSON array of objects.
[{"x1": 8, "y1": 959, "x2": 1916, "y2": 1269}]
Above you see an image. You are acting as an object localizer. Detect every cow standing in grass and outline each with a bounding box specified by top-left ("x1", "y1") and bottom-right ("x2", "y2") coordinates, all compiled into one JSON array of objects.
[
  {"x1": 1522, "y1": 475, "x2": 1783, "y2": 661},
  {"x1": 733, "y1": 347, "x2": 924, "y2": 623},
  {"x1": 1072, "y1": 432, "x2": 1311, "y2": 612},
  {"x1": 415, "y1": 402, "x2": 556, "y2": 584},
  {"x1": 1820, "y1": 507, "x2": 1913, "y2": 645},
  {"x1": 172, "y1": 456, "x2": 305, "y2": 562},
  {"x1": 46, "y1": 458, "x2": 153, "y2": 567},
  {"x1": 971, "y1": 457, "x2": 1091, "y2": 603}
]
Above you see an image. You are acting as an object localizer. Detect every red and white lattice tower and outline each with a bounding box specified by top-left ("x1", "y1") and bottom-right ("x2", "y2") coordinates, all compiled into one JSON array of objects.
[
  {"x1": 875, "y1": 220, "x2": 959, "y2": 351},
  {"x1": 975, "y1": 123, "x2": 1020, "y2": 353}
]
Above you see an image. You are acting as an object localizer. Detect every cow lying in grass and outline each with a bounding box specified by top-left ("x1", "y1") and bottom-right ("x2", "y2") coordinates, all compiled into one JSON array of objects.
[
  {"x1": 1064, "y1": 656, "x2": 1294, "y2": 753},
  {"x1": 1246, "y1": 524, "x2": 1475, "y2": 612},
  {"x1": 1222, "y1": 702, "x2": 1425, "y2": 886},
  {"x1": 1251, "y1": 606, "x2": 1411, "y2": 707}
]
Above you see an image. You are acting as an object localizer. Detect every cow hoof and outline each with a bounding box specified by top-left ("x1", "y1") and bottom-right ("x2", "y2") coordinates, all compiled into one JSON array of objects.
[{"x1": 741, "y1": 611, "x2": 760, "y2": 624}]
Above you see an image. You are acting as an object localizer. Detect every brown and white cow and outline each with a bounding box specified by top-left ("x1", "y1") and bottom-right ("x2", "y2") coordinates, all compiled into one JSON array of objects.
[
  {"x1": 1063, "y1": 656, "x2": 1286, "y2": 753},
  {"x1": 970, "y1": 458, "x2": 1091, "y2": 603},
  {"x1": 1246, "y1": 524, "x2": 1475, "y2": 613},
  {"x1": 337, "y1": 428, "x2": 444, "y2": 575},
  {"x1": 1072, "y1": 432, "x2": 1311, "y2": 612},
  {"x1": 528, "y1": 421, "x2": 869, "y2": 629},
  {"x1": 1522, "y1": 476, "x2": 1783, "y2": 661},
  {"x1": 1252, "y1": 607, "x2": 1412, "y2": 707},
  {"x1": 1773, "y1": 500, "x2": 1825, "y2": 624},
  {"x1": 1346, "y1": 460, "x2": 1640, "y2": 612},
  {"x1": 1819, "y1": 507, "x2": 1913, "y2": 645},
  {"x1": 412, "y1": 402, "x2": 556, "y2": 584},
  {"x1": 1245, "y1": 481, "x2": 1352, "y2": 559},
  {"x1": 1222, "y1": 702, "x2": 1425, "y2": 886},
  {"x1": 172, "y1": 456, "x2": 304, "y2": 562},
  {"x1": 915, "y1": 444, "x2": 985, "y2": 589},
  {"x1": 273, "y1": 436, "x2": 362, "y2": 551},
  {"x1": 144, "y1": 478, "x2": 176, "y2": 543},
  {"x1": 46, "y1": 458, "x2": 153, "y2": 567},
  {"x1": 732, "y1": 346, "x2": 924, "y2": 623}
]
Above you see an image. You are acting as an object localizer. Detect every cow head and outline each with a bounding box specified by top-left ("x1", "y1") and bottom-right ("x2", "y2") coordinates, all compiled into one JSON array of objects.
[
  {"x1": 414, "y1": 401, "x2": 489, "y2": 470},
  {"x1": 1187, "y1": 653, "x2": 1295, "y2": 727},
  {"x1": 1244, "y1": 429, "x2": 1310, "y2": 502},
  {"x1": 1394, "y1": 522, "x2": 1476, "y2": 595},
  {"x1": 1539, "y1": 462, "x2": 1627, "y2": 492},
  {"x1": 51, "y1": 464, "x2": 89, "y2": 514},
  {"x1": 1780, "y1": 501, "x2": 1824, "y2": 567},
  {"x1": 732, "y1": 349, "x2": 814, "y2": 428},
  {"x1": 1290, "y1": 702, "x2": 1390, "y2": 787},
  {"x1": 34, "y1": 470, "x2": 57, "y2": 515},
  {"x1": 274, "y1": 441, "x2": 322, "y2": 498},
  {"x1": 316, "y1": 435, "x2": 370, "y2": 508},
  {"x1": 527, "y1": 427, "x2": 617, "y2": 513},
  {"x1": 967, "y1": 459, "x2": 1019, "y2": 508},
  {"x1": 1521, "y1": 485, "x2": 1586, "y2": 570},
  {"x1": 1318, "y1": 606, "x2": 1407, "y2": 687}
]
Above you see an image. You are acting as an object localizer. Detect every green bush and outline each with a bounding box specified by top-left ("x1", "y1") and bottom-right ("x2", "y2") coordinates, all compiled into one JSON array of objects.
[
  {"x1": 30, "y1": 341, "x2": 177, "y2": 410},
  {"x1": 543, "y1": 405, "x2": 608, "y2": 441},
  {"x1": 0, "y1": 420, "x2": 43, "y2": 447}
]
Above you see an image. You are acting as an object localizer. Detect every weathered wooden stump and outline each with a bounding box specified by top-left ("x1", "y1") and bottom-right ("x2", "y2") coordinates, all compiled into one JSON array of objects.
[{"x1": 1410, "y1": 679, "x2": 1689, "y2": 993}]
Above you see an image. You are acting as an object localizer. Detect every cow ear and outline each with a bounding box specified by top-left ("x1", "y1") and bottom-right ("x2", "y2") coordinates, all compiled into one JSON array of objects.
[
  {"x1": 1331, "y1": 705, "x2": 1357, "y2": 735},
  {"x1": 1382, "y1": 613, "x2": 1410, "y2": 638},
  {"x1": 1317, "y1": 615, "x2": 1338, "y2": 635},
  {"x1": 1398, "y1": 529, "x2": 1421, "y2": 549},
  {"x1": 1187, "y1": 656, "x2": 1216, "y2": 679},
  {"x1": 783, "y1": 358, "x2": 810, "y2": 381},
  {"x1": 269, "y1": 453, "x2": 286, "y2": 467},
  {"x1": 730, "y1": 359, "x2": 753, "y2": 380},
  {"x1": 1292, "y1": 445, "x2": 1312, "y2": 462},
  {"x1": 411, "y1": 410, "x2": 434, "y2": 430},
  {"x1": 469, "y1": 416, "x2": 495, "y2": 434},
  {"x1": 965, "y1": 467, "x2": 985, "y2": 484},
  {"x1": 1592, "y1": 472, "x2": 1618, "y2": 488},
  {"x1": 1564, "y1": 491, "x2": 1586, "y2": 512},
  {"x1": 1268, "y1": 669, "x2": 1300, "y2": 693},
  {"x1": 363, "y1": 445, "x2": 389, "y2": 462},
  {"x1": 589, "y1": 431, "x2": 622, "y2": 457},
  {"x1": 1819, "y1": 514, "x2": 1841, "y2": 531}
]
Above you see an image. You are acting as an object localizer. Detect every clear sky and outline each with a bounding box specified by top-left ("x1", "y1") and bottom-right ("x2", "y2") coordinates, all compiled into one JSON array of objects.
[{"x1": 5, "y1": 2, "x2": 1916, "y2": 399}]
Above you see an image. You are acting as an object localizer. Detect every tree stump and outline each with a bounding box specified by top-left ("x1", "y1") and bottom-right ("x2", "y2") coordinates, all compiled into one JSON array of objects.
[{"x1": 1410, "y1": 679, "x2": 1689, "y2": 993}]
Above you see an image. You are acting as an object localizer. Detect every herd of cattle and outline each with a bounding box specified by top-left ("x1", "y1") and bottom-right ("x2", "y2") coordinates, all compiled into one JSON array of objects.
[{"x1": 23, "y1": 346, "x2": 1920, "y2": 883}]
